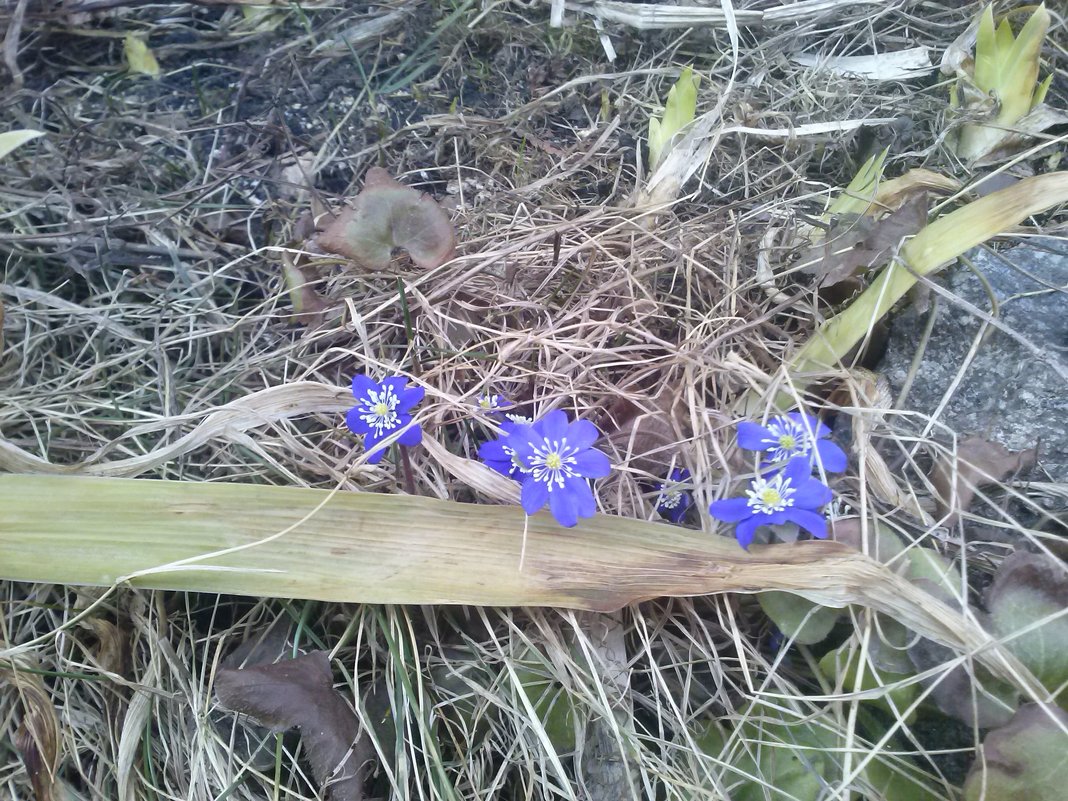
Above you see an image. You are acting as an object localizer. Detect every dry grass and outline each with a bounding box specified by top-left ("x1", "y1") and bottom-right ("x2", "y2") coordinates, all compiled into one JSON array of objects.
[{"x1": 1, "y1": 1, "x2": 1066, "y2": 799}]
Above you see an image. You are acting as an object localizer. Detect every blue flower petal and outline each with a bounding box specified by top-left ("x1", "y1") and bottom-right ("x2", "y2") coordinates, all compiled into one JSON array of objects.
[
  {"x1": 786, "y1": 508, "x2": 829, "y2": 539},
  {"x1": 521, "y1": 476, "x2": 549, "y2": 516},
  {"x1": 709, "y1": 496, "x2": 751, "y2": 522},
  {"x1": 395, "y1": 421, "x2": 422, "y2": 447},
  {"x1": 793, "y1": 475, "x2": 833, "y2": 509},
  {"x1": 364, "y1": 431, "x2": 388, "y2": 463},
  {"x1": 566, "y1": 419, "x2": 601, "y2": 450},
  {"x1": 345, "y1": 406, "x2": 371, "y2": 436},
  {"x1": 479, "y1": 439, "x2": 511, "y2": 461},
  {"x1": 351, "y1": 373, "x2": 378, "y2": 400},
  {"x1": 572, "y1": 448, "x2": 611, "y2": 478},
  {"x1": 788, "y1": 411, "x2": 831, "y2": 440},
  {"x1": 539, "y1": 409, "x2": 569, "y2": 441},
  {"x1": 737, "y1": 421, "x2": 773, "y2": 451},
  {"x1": 735, "y1": 517, "x2": 762, "y2": 550},
  {"x1": 781, "y1": 456, "x2": 813, "y2": 485},
  {"x1": 549, "y1": 485, "x2": 579, "y2": 527},
  {"x1": 397, "y1": 385, "x2": 425, "y2": 413},
  {"x1": 568, "y1": 478, "x2": 597, "y2": 519},
  {"x1": 815, "y1": 439, "x2": 848, "y2": 473}
]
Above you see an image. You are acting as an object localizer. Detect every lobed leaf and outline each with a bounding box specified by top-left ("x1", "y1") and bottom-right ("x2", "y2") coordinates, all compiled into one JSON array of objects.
[
  {"x1": 318, "y1": 168, "x2": 455, "y2": 269},
  {"x1": 986, "y1": 552, "x2": 1068, "y2": 703},
  {"x1": 928, "y1": 436, "x2": 1037, "y2": 527},
  {"x1": 963, "y1": 703, "x2": 1068, "y2": 801},
  {"x1": 215, "y1": 651, "x2": 368, "y2": 801}
]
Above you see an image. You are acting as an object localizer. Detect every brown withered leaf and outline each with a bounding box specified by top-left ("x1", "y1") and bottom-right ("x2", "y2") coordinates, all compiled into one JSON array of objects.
[
  {"x1": 1, "y1": 659, "x2": 60, "y2": 801},
  {"x1": 597, "y1": 393, "x2": 692, "y2": 477},
  {"x1": 929, "y1": 436, "x2": 1038, "y2": 526},
  {"x1": 318, "y1": 167, "x2": 455, "y2": 270},
  {"x1": 803, "y1": 192, "x2": 929, "y2": 288},
  {"x1": 215, "y1": 651, "x2": 369, "y2": 801}
]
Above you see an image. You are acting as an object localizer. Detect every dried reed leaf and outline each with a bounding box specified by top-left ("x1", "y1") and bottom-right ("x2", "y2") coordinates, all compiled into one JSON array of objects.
[
  {"x1": 0, "y1": 474, "x2": 1043, "y2": 697},
  {"x1": 0, "y1": 382, "x2": 353, "y2": 477},
  {"x1": 215, "y1": 651, "x2": 367, "y2": 801},
  {"x1": 0, "y1": 129, "x2": 44, "y2": 160}
]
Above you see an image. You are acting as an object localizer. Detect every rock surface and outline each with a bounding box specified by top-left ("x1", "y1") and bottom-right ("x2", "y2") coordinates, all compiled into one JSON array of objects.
[{"x1": 880, "y1": 238, "x2": 1068, "y2": 480}]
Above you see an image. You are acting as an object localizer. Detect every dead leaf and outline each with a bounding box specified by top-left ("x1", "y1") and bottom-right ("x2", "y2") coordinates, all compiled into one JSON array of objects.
[
  {"x1": 317, "y1": 167, "x2": 455, "y2": 270},
  {"x1": 597, "y1": 392, "x2": 694, "y2": 477},
  {"x1": 215, "y1": 650, "x2": 369, "y2": 801},
  {"x1": 281, "y1": 252, "x2": 329, "y2": 325},
  {"x1": 1, "y1": 658, "x2": 61, "y2": 801},
  {"x1": 929, "y1": 436, "x2": 1038, "y2": 526},
  {"x1": 802, "y1": 192, "x2": 929, "y2": 288}
]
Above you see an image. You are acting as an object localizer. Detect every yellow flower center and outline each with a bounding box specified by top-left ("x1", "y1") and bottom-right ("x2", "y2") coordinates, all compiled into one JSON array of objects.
[
  {"x1": 760, "y1": 488, "x2": 782, "y2": 507},
  {"x1": 373, "y1": 401, "x2": 390, "y2": 418},
  {"x1": 778, "y1": 434, "x2": 796, "y2": 451},
  {"x1": 545, "y1": 453, "x2": 563, "y2": 470}
]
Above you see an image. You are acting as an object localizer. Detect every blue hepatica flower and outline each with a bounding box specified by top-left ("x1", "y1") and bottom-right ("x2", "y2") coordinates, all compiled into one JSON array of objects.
[
  {"x1": 477, "y1": 420, "x2": 531, "y2": 481},
  {"x1": 737, "y1": 412, "x2": 847, "y2": 473},
  {"x1": 503, "y1": 410, "x2": 611, "y2": 528},
  {"x1": 709, "y1": 457, "x2": 833, "y2": 550},
  {"x1": 655, "y1": 467, "x2": 692, "y2": 524},
  {"x1": 476, "y1": 393, "x2": 513, "y2": 414},
  {"x1": 345, "y1": 374, "x2": 424, "y2": 464}
]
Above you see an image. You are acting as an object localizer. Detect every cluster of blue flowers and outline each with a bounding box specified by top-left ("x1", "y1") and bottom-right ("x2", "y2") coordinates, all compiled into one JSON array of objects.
[
  {"x1": 708, "y1": 413, "x2": 847, "y2": 549},
  {"x1": 344, "y1": 374, "x2": 846, "y2": 547}
]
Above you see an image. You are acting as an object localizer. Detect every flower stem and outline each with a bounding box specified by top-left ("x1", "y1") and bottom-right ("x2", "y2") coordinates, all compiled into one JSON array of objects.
[{"x1": 400, "y1": 445, "x2": 417, "y2": 495}]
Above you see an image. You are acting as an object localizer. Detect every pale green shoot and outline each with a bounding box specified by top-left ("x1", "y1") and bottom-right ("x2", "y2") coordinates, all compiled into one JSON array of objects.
[
  {"x1": 647, "y1": 67, "x2": 700, "y2": 172},
  {"x1": 952, "y1": 4, "x2": 1051, "y2": 162}
]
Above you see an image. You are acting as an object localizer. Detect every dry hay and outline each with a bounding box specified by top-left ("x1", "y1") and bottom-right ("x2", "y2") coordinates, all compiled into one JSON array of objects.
[{"x1": 0, "y1": 1, "x2": 1065, "y2": 799}]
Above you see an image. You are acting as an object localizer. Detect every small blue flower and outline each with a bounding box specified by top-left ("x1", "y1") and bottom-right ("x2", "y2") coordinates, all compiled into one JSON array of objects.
[
  {"x1": 655, "y1": 467, "x2": 692, "y2": 523},
  {"x1": 709, "y1": 457, "x2": 833, "y2": 549},
  {"x1": 737, "y1": 412, "x2": 847, "y2": 473},
  {"x1": 476, "y1": 393, "x2": 513, "y2": 413},
  {"x1": 345, "y1": 374, "x2": 424, "y2": 464},
  {"x1": 506, "y1": 410, "x2": 612, "y2": 528},
  {"x1": 477, "y1": 420, "x2": 530, "y2": 480}
]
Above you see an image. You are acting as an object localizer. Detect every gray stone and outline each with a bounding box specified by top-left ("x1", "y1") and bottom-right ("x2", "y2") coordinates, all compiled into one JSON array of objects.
[{"x1": 879, "y1": 238, "x2": 1068, "y2": 480}]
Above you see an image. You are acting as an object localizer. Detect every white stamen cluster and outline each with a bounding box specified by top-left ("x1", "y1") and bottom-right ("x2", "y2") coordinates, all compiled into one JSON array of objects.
[
  {"x1": 528, "y1": 437, "x2": 579, "y2": 489},
  {"x1": 657, "y1": 489, "x2": 684, "y2": 509},
  {"x1": 359, "y1": 385, "x2": 400, "y2": 436},
  {"x1": 746, "y1": 472, "x2": 797, "y2": 514},
  {"x1": 761, "y1": 417, "x2": 813, "y2": 463}
]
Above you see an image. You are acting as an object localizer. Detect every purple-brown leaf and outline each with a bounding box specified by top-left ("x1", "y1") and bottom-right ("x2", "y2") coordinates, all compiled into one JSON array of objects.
[
  {"x1": 803, "y1": 193, "x2": 929, "y2": 288},
  {"x1": 318, "y1": 167, "x2": 455, "y2": 269},
  {"x1": 928, "y1": 436, "x2": 1037, "y2": 525},
  {"x1": 215, "y1": 650, "x2": 368, "y2": 801}
]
